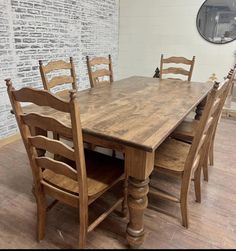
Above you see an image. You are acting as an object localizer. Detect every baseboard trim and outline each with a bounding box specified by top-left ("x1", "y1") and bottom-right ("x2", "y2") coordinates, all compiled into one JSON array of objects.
[{"x1": 0, "y1": 133, "x2": 21, "y2": 147}]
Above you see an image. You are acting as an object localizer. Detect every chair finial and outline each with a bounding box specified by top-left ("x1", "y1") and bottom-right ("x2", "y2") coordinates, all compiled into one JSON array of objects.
[
  {"x1": 213, "y1": 81, "x2": 220, "y2": 89},
  {"x1": 5, "y1": 78, "x2": 14, "y2": 90},
  {"x1": 226, "y1": 68, "x2": 234, "y2": 79}
]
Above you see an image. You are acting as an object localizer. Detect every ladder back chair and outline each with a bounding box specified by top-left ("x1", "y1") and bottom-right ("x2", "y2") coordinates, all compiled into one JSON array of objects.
[
  {"x1": 39, "y1": 57, "x2": 78, "y2": 142},
  {"x1": 172, "y1": 67, "x2": 236, "y2": 181},
  {"x1": 39, "y1": 57, "x2": 77, "y2": 97},
  {"x1": 86, "y1": 55, "x2": 114, "y2": 88},
  {"x1": 86, "y1": 54, "x2": 116, "y2": 156},
  {"x1": 149, "y1": 78, "x2": 231, "y2": 228},
  {"x1": 160, "y1": 54, "x2": 195, "y2": 81},
  {"x1": 6, "y1": 79, "x2": 126, "y2": 248}
]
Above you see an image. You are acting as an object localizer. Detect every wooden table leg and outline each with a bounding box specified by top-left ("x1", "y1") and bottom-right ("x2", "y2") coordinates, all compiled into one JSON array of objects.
[{"x1": 126, "y1": 176, "x2": 149, "y2": 248}]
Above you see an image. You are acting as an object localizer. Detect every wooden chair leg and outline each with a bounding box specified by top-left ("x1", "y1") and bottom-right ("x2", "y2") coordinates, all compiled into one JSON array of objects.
[
  {"x1": 203, "y1": 153, "x2": 209, "y2": 182},
  {"x1": 79, "y1": 206, "x2": 88, "y2": 249},
  {"x1": 180, "y1": 199, "x2": 188, "y2": 228},
  {"x1": 79, "y1": 228, "x2": 87, "y2": 248},
  {"x1": 37, "y1": 193, "x2": 47, "y2": 241},
  {"x1": 209, "y1": 139, "x2": 214, "y2": 166},
  {"x1": 180, "y1": 180, "x2": 189, "y2": 228},
  {"x1": 194, "y1": 166, "x2": 201, "y2": 203}
]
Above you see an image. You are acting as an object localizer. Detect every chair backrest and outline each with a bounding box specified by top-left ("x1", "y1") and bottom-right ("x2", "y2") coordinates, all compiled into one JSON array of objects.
[
  {"x1": 6, "y1": 79, "x2": 87, "y2": 208},
  {"x1": 39, "y1": 57, "x2": 77, "y2": 96},
  {"x1": 86, "y1": 55, "x2": 113, "y2": 88},
  {"x1": 209, "y1": 66, "x2": 236, "y2": 143},
  {"x1": 160, "y1": 54, "x2": 195, "y2": 81},
  {"x1": 183, "y1": 73, "x2": 234, "y2": 181}
]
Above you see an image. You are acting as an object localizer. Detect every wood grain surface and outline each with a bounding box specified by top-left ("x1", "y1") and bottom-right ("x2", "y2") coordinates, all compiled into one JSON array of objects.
[{"x1": 23, "y1": 76, "x2": 212, "y2": 152}]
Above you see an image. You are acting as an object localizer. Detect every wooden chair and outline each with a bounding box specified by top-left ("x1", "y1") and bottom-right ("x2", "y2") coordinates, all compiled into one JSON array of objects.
[
  {"x1": 172, "y1": 67, "x2": 236, "y2": 181},
  {"x1": 39, "y1": 57, "x2": 79, "y2": 143},
  {"x1": 86, "y1": 54, "x2": 116, "y2": 156},
  {"x1": 159, "y1": 54, "x2": 195, "y2": 81},
  {"x1": 149, "y1": 78, "x2": 231, "y2": 228},
  {"x1": 6, "y1": 79, "x2": 126, "y2": 248},
  {"x1": 39, "y1": 57, "x2": 78, "y2": 97},
  {"x1": 86, "y1": 55, "x2": 113, "y2": 88}
]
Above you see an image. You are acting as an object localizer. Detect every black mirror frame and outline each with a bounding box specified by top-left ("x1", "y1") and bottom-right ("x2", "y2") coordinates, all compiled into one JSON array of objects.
[{"x1": 196, "y1": 0, "x2": 236, "y2": 45}]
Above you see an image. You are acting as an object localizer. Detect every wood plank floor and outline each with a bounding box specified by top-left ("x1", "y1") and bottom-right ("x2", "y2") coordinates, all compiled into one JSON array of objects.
[{"x1": 0, "y1": 118, "x2": 236, "y2": 249}]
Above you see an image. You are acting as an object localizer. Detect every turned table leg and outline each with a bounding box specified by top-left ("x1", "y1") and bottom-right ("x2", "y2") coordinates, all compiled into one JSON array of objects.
[{"x1": 126, "y1": 176, "x2": 149, "y2": 248}]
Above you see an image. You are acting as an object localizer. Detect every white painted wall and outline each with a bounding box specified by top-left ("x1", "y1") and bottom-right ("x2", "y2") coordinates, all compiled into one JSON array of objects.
[{"x1": 118, "y1": 0, "x2": 236, "y2": 82}]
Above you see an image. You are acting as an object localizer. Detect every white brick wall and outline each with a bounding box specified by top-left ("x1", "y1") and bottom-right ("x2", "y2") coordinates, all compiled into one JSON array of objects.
[
  {"x1": 118, "y1": 0, "x2": 236, "y2": 82},
  {"x1": 0, "y1": 0, "x2": 119, "y2": 139}
]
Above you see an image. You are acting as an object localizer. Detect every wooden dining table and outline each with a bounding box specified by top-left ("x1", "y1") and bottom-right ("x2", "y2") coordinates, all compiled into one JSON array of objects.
[{"x1": 23, "y1": 76, "x2": 212, "y2": 248}]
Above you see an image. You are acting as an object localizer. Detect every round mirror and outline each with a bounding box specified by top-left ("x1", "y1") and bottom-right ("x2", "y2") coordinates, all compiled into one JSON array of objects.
[{"x1": 197, "y1": 0, "x2": 236, "y2": 44}]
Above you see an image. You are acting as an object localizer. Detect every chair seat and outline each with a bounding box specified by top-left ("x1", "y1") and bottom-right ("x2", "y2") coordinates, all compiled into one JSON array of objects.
[
  {"x1": 42, "y1": 149, "x2": 124, "y2": 198},
  {"x1": 154, "y1": 138, "x2": 191, "y2": 174},
  {"x1": 172, "y1": 118, "x2": 199, "y2": 142}
]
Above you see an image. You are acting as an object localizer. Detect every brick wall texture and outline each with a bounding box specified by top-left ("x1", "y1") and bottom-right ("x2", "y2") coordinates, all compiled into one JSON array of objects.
[{"x1": 0, "y1": 0, "x2": 119, "y2": 139}]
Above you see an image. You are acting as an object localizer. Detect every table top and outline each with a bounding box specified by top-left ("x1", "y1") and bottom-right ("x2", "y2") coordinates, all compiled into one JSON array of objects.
[{"x1": 23, "y1": 76, "x2": 213, "y2": 152}]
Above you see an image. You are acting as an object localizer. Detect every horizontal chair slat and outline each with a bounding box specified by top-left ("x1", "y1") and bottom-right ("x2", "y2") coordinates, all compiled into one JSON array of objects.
[
  {"x1": 49, "y1": 76, "x2": 74, "y2": 89},
  {"x1": 89, "y1": 57, "x2": 110, "y2": 66},
  {"x1": 162, "y1": 67, "x2": 190, "y2": 76},
  {"x1": 211, "y1": 98, "x2": 221, "y2": 117},
  {"x1": 93, "y1": 69, "x2": 111, "y2": 79},
  {"x1": 95, "y1": 80, "x2": 110, "y2": 85},
  {"x1": 56, "y1": 89, "x2": 70, "y2": 98},
  {"x1": 36, "y1": 157, "x2": 77, "y2": 181},
  {"x1": 192, "y1": 153, "x2": 200, "y2": 172},
  {"x1": 43, "y1": 60, "x2": 72, "y2": 74},
  {"x1": 218, "y1": 80, "x2": 230, "y2": 100},
  {"x1": 196, "y1": 133, "x2": 207, "y2": 154},
  {"x1": 29, "y1": 135, "x2": 75, "y2": 161},
  {"x1": 205, "y1": 116, "x2": 214, "y2": 133},
  {"x1": 13, "y1": 87, "x2": 70, "y2": 113},
  {"x1": 163, "y1": 56, "x2": 193, "y2": 65},
  {"x1": 21, "y1": 113, "x2": 72, "y2": 139}
]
